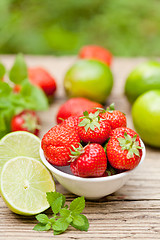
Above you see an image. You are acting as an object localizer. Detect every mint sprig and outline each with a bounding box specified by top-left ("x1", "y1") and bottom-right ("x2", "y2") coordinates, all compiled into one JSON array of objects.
[
  {"x1": 33, "y1": 191, "x2": 89, "y2": 235},
  {"x1": 0, "y1": 54, "x2": 48, "y2": 138}
]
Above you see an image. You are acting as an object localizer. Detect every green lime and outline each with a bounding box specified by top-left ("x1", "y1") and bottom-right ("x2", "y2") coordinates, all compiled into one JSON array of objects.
[
  {"x1": 0, "y1": 131, "x2": 41, "y2": 176},
  {"x1": 125, "y1": 61, "x2": 160, "y2": 103},
  {"x1": 132, "y1": 90, "x2": 160, "y2": 147},
  {"x1": 1, "y1": 156, "x2": 55, "y2": 215},
  {"x1": 64, "y1": 59, "x2": 113, "y2": 103}
]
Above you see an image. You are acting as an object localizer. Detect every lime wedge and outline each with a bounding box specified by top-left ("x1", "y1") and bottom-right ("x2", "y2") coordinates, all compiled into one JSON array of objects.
[
  {"x1": 1, "y1": 156, "x2": 55, "y2": 215},
  {"x1": 0, "y1": 131, "x2": 41, "y2": 175}
]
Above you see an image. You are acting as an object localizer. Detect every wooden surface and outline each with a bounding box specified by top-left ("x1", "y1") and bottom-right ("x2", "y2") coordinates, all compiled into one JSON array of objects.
[{"x1": 0, "y1": 55, "x2": 160, "y2": 240}]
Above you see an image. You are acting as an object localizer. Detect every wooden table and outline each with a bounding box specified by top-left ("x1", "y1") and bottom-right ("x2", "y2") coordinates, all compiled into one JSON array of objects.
[{"x1": 0, "y1": 56, "x2": 160, "y2": 240}]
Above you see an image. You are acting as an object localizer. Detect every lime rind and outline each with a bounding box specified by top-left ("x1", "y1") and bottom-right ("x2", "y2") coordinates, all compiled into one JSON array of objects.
[
  {"x1": 1, "y1": 156, "x2": 55, "y2": 215},
  {"x1": 0, "y1": 131, "x2": 41, "y2": 175}
]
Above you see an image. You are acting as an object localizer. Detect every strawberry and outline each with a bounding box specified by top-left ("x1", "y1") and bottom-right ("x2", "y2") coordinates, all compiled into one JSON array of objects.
[
  {"x1": 61, "y1": 116, "x2": 80, "y2": 131},
  {"x1": 78, "y1": 110, "x2": 111, "y2": 144},
  {"x1": 70, "y1": 143, "x2": 107, "y2": 177},
  {"x1": 11, "y1": 110, "x2": 40, "y2": 136},
  {"x1": 109, "y1": 127, "x2": 138, "y2": 138},
  {"x1": 28, "y1": 67, "x2": 57, "y2": 98},
  {"x1": 79, "y1": 45, "x2": 112, "y2": 66},
  {"x1": 107, "y1": 129, "x2": 142, "y2": 170},
  {"x1": 41, "y1": 124, "x2": 81, "y2": 166},
  {"x1": 99, "y1": 103, "x2": 127, "y2": 130},
  {"x1": 56, "y1": 97, "x2": 102, "y2": 124}
]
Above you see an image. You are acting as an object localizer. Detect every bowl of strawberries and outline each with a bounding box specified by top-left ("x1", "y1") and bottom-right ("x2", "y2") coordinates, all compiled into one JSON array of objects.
[{"x1": 40, "y1": 103, "x2": 146, "y2": 200}]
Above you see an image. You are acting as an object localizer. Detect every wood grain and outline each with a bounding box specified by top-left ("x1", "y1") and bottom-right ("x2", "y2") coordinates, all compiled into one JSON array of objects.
[{"x1": 0, "y1": 55, "x2": 160, "y2": 240}]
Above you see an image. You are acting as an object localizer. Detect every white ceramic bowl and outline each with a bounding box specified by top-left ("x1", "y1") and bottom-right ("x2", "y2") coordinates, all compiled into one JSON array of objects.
[{"x1": 40, "y1": 140, "x2": 146, "y2": 200}]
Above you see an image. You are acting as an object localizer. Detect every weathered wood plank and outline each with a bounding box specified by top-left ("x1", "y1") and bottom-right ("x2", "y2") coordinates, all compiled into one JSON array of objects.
[{"x1": 0, "y1": 55, "x2": 160, "y2": 239}]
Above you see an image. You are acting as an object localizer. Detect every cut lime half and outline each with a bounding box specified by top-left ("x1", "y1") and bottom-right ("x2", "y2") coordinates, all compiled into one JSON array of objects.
[
  {"x1": 0, "y1": 131, "x2": 41, "y2": 175},
  {"x1": 1, "y1": 156, "x2": 55, "y2": 215}
]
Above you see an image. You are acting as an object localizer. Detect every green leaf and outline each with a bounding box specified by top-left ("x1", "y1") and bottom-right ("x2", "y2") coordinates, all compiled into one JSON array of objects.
[
  {"x1": 78, "y1": 118, "x2": 90, "y2": 127},
  {"x1": 107, "y1": 103, "x2": 115, "y2": 112},
  {"x1": 0, "y1": 62, "x2": 6, "y2": 79},
  {"x1": 46, "y1": 191, "x2": 66, "y2": 208},
  {"x1": 70, "y1": 196, "x2": 85, "y2": 214},
  {"x1": 0, "y1": 82, "x2": 12, "y2": 97},
  {"x1": 49, "y1": 218, "x2": 56, "y2": 224},
  {"x1": 0, "y1": 114, "x2": 6, "y2": 131},
  {"x1": 89, "y1": 122, "x2": 95, "y2": 131},
  {"x1": 33, "y1": 223, "x2": 51, "y2": 231},
  {"x1": 36, "y1": 214, "x2": 49, "y2": 224},
  {"x1": 51, "y1": 196, "x2": 63, "y2": 214},
  {"x1": 83, "y1": 111, "x2": 89, "y2": 117},
  {"x1": 20, "y1": 81, "x2": 48, "y2": 111},
  {"x1": 53, "y1": 230, "x2": 64, "y2": 235},
  {"x1": 71, "y1": 214, "x2": 89, "y2": 232},
  {"x1": 60, "y1": 208, "x2": 71, "y2": 218},
  {"x1": 52, "y1": 218, "x2": 69, "y2": 232},
  {"x1": 9, "y1": 53, "x2": 28, "y2": 84},
  {"x1": 71, "y1": 213, "x2": 85, "y2": 226}
]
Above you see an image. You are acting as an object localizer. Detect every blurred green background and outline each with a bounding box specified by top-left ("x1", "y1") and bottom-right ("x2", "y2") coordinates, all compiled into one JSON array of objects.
[{"x1": 0, "y1": 0, "x2": 159, "y2": 56}]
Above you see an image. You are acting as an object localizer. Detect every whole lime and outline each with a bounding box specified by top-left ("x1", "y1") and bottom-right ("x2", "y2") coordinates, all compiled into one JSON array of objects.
[
  {"x1": 132, "y1": 90, "x2": 160, "y2": 148},
  {"x1": 64, "y1": 59, "x2": 113, "y2": 103},
  {"x1": 125, "y1": 61, "x2": 160, "y2": 103}
]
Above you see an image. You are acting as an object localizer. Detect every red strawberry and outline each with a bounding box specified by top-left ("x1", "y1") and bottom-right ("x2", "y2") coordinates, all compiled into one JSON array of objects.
[
  {"x1": 107, "y1": 129, "x2": 142, "y2": 170},
  {"x1": 56, "y1": 97, "x2": 102, "y2": 124},
  {"x1": 11, "y1": 110, "x2": 40, "y2": 136},
  {"x1": 28, "y1": 67, "x2": 57, "y2": 97},
  {"x1": 110, "y1": 127, "x2": 138, "y2": 138},
  {"x1": 79, "y1": 45, "x2": 112, "y2": 66},
  {"x1": 70, "y1": 143, "x2": 107, "y2": 177},
  {"x1": 78, "y1": 110, "x2": 111, "y2": 144},
  {"x1": 61, "y1": 116, "x2": 80, "y2": 131},
  {"x1": 99, "y1": 103, "x2": 127, "y2": 130},
  {"x1": 41, "y1": 124, "x2": 81, "y2": 166}
]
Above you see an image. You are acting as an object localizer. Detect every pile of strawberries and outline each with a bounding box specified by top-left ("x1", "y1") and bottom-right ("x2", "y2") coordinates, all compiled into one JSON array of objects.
[{"x1": 42, "y1": 102, "x2": 143, "y2": 178}]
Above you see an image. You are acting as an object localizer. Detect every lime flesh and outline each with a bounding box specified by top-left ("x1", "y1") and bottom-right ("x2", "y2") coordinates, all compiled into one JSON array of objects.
[
  {"x1": 1, "y1": 156, "x2": 55, "y2": 215},
  {"x1": 132, "y1": 90, "x2": 160, "y2": 147},
  {"x1": 0, "y1": 131, "x2": 41, "y2": 175}
]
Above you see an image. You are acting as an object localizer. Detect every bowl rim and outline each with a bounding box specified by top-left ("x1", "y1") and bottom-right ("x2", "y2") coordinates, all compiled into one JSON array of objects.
[{"x1": 40, "y1": 139, "x2": 146, "y2": 183}]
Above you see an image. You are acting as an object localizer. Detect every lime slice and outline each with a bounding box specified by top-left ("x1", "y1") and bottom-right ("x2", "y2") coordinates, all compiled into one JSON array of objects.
[
  {"x1": 0, "y1": 131, "x2": 41, "y2": 175},
  {"x1": 1, "y1": 156, "x2": 55, "y2": 215}
]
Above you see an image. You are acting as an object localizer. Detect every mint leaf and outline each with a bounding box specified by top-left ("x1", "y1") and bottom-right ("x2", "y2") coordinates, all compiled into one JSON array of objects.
[
  {"x1": 0, "y1": 82, "x2": 12, "y2": 97},
  {"x1": 51, "y1": 196, "x2": 63, "y2": 214},
  {"x1": 9, "y1": 53, "x2": 28, "y2": 84},
  {"x1": 46, "y1": 192, "x2": 66, "y2": 208},
  {"x1": 53, "y1": 230, "x2": 64, "y2": 235},
  {"x1": 70, "y1": 196, "x2": 85, "y2": 214},
  {"x1": 20, "y1": 81, "x2": 48, "y2": 111},
  {"x1": 71, "y1": 214, "x2": 89, "y2": 232},
  {"x1": 33, "y1": 192, "x2": 89, "y2": 235},
  {"x1": 0, "y1": 62, "x2": 5, "y2": 79},
  {"x1": 36, "y1": 214, "x2": 49, "y2": 224},
  {"x1": 33, "y1": 223, "x2": 51, "y2": 231},
  {"x1": 71, "y1": 213, "x2": 85, "y2": 226},
  {"x1": 49, "y1": 218, "x2": 56, "y2": 224},
  {"x1": 52, "y1": 218, "x2": 69, "y2": 232},
  {"x1": 60, "y1": 209, "x2": 72, "y2": 224},
  {"x1": 20, "y1": 80, "x2": 48, "y2": 111},
  {"x1": 60, "y1": 208, "x2": 70, "y2": 218}
]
